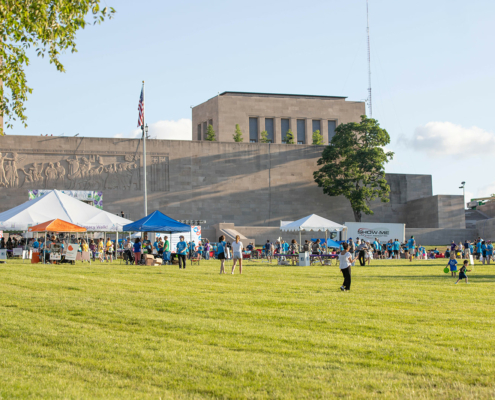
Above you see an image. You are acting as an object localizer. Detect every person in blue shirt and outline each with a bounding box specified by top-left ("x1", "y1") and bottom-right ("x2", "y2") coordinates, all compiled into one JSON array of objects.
[
  {"x1": 386, "y1": 241, "x2": 393, "y2": 259},
  {"x1": 447, "y1": 253, "x2": 458, "y2": 277},
  {"x1": 153, "y1": 239, "x2": 159, "y2": 254},
  {"x1": 481, "y1": 241, "x2": 487, "y2": 264},
  {"x1": 133, "y1": 238, "x2": 142, "y2": 265},
  {"x1": 216, "y1": 235, "x2": 227, "y2": 273},
  {"x1": 282, "y1": 240, "x2": 289, "y2": 254},
  {"x1": 188, "y1": 241, "x2": 196, "y2": 259},
  {"x1": 476, "y1": 240, "x2": 482, "y2": 260},
  {"x1": 486, "y1": 240, "x2": 493, "y2": 265},
  {"x1": 32, "y1": 238, "x2": 39, "y2": 249},
  {"x1": 372, "y1": 239, "x2": 380, "y2": 259},
  {"x1": 407, "y1": 236, "x2": 416, "y2": 262},
  {"x1": 393, "y1": 239, "x2": 401, "y2": 260},
  {"x1": 176, "y1": 236, "x2": 188, "y2": 269}
]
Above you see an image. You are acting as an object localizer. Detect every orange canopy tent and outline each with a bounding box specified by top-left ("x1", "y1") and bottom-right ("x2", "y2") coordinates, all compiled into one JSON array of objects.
[
  {"x1": 28, "y1": 219, "x2": 87, "y2": 233},
  {"x1": 29, "y1": 219, "x2": 86, "y2": 264}
]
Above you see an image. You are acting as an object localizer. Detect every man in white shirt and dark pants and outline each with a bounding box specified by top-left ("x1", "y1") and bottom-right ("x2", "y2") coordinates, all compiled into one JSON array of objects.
[{"x1": 231, "y1": 235, "x2": 244, "y2": 274}]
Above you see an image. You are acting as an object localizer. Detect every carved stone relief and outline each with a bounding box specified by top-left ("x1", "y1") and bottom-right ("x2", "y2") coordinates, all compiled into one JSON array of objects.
[{"x1": 0, "y1": 151, "x2": 168, "y2": 192}]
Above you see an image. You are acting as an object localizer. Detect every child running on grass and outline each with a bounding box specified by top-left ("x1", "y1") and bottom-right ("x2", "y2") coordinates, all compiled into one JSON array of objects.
[
  {"x1": 455, "y1": 260, "x2": 471, "y2": 284},
  {"x1": 447, "y1": 253, "x2": 458, "y2": 277}
]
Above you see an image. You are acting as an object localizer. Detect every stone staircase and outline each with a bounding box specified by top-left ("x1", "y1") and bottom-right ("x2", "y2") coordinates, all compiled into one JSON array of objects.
[{"x1": 465, "y1": 209, "x2": 490, "y2": 229}]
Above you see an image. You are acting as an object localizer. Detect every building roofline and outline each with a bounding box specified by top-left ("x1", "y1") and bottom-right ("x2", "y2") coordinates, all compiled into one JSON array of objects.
[{"x1": 218, "y1": 91, "x2": 348, "y2": 100}]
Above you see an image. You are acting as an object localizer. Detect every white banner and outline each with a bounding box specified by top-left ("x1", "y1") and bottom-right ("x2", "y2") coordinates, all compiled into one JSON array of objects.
[
  {"x1": 0, "y1": 249, "x2": 6, "y2": 260},
  {"x1": 344, "y1": 222, "x2": 405, "y2": 243},
  {"x1": 13, "y1": 248, "x2": 23, "y2": 257},
  {"x1": 22, "y1": 250, "x2": 32, "y2": 260},
  {"x1": 65, "y1": 244, "x2": 79, "y2": 261}
]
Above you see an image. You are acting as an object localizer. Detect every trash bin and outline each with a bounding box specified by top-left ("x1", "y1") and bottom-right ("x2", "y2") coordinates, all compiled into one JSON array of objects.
[{"x1": 31, "y1": 252, "x2": 40, "y2": 264}]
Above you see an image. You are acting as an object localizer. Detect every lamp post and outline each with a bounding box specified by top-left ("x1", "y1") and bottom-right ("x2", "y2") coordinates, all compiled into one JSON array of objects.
[{"x1": 459, "y1": 181, "x2": 466, "y2": 208}]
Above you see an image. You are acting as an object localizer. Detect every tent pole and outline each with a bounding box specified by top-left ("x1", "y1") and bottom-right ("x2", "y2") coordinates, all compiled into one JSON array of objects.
[
  {"x1": 299, "y1": 231, "x2": 301, "y2": 252},
  {"x1": 325, "y1": 230, "x2": 327, "y2": 253},
  {"x1": 116, "y1": 231, "x2": 119, "y2": 262}
]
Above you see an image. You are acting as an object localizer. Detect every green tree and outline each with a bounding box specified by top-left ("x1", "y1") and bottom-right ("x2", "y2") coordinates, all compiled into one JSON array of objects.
[
  {"x1": 205, "y1": 124, "x2": 216, "y2": 141},
  {"x1": 284, "y1": 129, "x2": 294, "y2": 144},
  {"x1": 0, "y1": 1, "x2": 115, "y2": 135},
  {"x1": 313, "y1": 116, "x2": 394, "y2": 222},
  {"x1": 233, "y1": 124, "x2": 243, "y2": 142},
  {"x1": 312, "y1": 130, "x2": 323, "y2": 145},
  {"x1": 260, "y1": 130, "x2": 270, "y2": 143}
]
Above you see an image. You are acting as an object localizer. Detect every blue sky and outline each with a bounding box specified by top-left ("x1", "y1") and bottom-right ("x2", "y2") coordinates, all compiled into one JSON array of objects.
[{"x1": 11, "y1": 0, "x2": 495, "y2": 203}]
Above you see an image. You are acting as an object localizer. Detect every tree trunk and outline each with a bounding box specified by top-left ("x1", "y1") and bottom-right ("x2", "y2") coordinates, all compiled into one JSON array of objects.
[{"x1": 353, "y1": 208, "x2": 362, "y2": 222}]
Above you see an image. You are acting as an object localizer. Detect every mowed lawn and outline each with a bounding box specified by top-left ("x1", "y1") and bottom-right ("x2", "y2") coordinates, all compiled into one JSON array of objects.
[{"x1": 0, "y1": 258, "x2": 494, "y2": 399}]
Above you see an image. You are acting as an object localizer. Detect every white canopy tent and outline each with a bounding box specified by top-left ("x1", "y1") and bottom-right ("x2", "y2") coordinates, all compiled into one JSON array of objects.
[
  {"x1": 280, "y1": 214, "x2": 347, "y2": 250},
  {"x1": 0, "y1": 190, "x2": 132, "y2": 232}
]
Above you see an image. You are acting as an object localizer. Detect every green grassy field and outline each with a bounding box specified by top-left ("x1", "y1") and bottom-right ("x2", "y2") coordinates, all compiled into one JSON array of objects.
[{"x1": 0, "y1": 257, "x2": 494, "y2": 399}]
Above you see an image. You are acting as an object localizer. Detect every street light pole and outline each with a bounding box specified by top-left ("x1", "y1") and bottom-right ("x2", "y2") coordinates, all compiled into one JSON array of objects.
[{"x1": 459, "y1": 181, "x2": 466, "y2": 208}]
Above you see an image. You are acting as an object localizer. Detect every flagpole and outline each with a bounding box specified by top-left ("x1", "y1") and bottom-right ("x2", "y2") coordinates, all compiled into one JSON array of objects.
[{"x1": 142, "y1": 80, "x2": 148, "y2": 217}]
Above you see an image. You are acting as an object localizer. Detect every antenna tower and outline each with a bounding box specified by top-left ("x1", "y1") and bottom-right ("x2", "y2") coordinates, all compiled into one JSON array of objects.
[{"x1": 366, "y1": 0, "x2": 372, "y2": 117}]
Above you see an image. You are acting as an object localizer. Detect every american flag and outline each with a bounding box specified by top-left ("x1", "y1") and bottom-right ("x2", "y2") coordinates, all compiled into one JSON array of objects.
[{"x1": 137, "y1": 86, "x2": 144, "y2": 127}]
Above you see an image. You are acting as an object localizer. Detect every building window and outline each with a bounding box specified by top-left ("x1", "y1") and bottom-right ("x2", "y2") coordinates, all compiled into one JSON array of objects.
[
  {"x1": 281, "y1": 119, "x2": 290, "y2": 143},
  {"x1": 312, "y1": 120, "x2": 321, "y2": 134},
  {"x1": 202, "y1": 122, "x2": 207, "y2": 140},
  {"x1": 249, "y1": 117, "x2": 258, "y2": 142},
  {"x1": 208, "y1": 119, "x2": 213, "y2": 128},
  {"x1": 197, "y1": 124, "x2": 202, "y2": 140},
  {"x1": 328, "y1": 120, "x2": 336, "y2": 143},
  {"x1": 265, "y1": 118, "x2": 274, "y2": 143},
  {"x1": 297, "y1": 119, "x2": 305, "y2": 144}
]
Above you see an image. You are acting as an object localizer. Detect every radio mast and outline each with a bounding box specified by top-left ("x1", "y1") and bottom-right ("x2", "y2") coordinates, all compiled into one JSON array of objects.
[{"x1": 366, "y1": 0, "x2": 372, "y2": 117}]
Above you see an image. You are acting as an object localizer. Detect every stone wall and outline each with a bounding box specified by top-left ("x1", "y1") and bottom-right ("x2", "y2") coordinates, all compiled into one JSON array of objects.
[
  {"x1": 0, "y1": 135, "x2": 455, "y2": 231},
  {"x1": 406, "y1": 195, "x2": 465, "y2": 229},
  {"x1": 477, "y1": 202, "x2": 495, "y2": 218},
  {"x1": 476, "y1": 218, "x2": 495, "y2": 241}
]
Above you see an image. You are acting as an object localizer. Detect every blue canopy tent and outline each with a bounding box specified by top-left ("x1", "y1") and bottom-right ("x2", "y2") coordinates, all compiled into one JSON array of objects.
[
  {"x1": 310, "y1": 238, "x2": 341, "y2": 248},
  {"x1": 122, "y1": 210, "x2": 190, "y2": 232}
]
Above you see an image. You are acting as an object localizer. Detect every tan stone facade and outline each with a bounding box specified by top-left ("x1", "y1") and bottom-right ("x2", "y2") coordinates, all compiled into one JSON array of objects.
[
  {"x1": 192, "y1": 92, "x2": 365, "y2": 144},
  {"x1": 0, "y1": 135, "x2": 467, "y2": 243}
]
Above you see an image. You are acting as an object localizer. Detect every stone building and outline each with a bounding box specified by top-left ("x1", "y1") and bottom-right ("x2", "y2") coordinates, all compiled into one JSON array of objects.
[
  {"x1": 0, "y1": 91, "x2": 481, "y2": 245},
  {"x1": 192, "y1": 91, "x2": 365, "y2": 144}
]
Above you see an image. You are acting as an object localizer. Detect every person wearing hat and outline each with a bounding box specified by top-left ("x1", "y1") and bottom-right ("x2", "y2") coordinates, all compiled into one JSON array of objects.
[
  {"x1": 407, "y1": 235, "x2": 416, "y2": 262},
  {"x1": 357, "y1": 239, "x2": 368, "y2": 266}
]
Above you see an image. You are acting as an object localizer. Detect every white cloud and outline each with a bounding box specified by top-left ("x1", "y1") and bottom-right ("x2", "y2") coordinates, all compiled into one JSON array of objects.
[
  {"x1": 149, "y1": 119, "x2": 192, "y2": 141},
  {"x1": 114, "y1": 119, "x2": 192, "y2": 141},
  {"x1": 407, "y1": 121, "x2": 495, "y2": 156}
]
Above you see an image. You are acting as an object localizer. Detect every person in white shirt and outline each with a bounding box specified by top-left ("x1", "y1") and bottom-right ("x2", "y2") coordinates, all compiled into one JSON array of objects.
[
  {"x1": 339, "y1": 242, "x2": 356, "y2": 292},
  {"x1": 231, "y1": 235, "x2": 244, "y2": 274}
]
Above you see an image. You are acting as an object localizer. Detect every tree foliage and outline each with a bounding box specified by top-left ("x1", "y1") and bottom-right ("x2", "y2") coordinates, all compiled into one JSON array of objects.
[
  {"x1": 260, "y1": 130, "x2": 270, "y2": 143},
  {"x1": 205, "y1": 124, "x2": 216, "y2": 141},
  {"x1": 0, "y1": 0, "x2": 115, "y2": 135},
  {"x1": 233, "y1": 124, "x2": 243, "y2": 142},
  {"x1": 313, "y1": 116, "x2": 394, "y2": 222},
  {"x1": 312, "y1": 130, "x2": 323, "y2": 145},
  {"x1": 284, "y1": 129, "x2": 294, "y2": 144}
]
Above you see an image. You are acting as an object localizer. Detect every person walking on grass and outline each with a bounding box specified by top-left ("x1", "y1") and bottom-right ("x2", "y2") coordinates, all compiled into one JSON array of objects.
[
  {"x1": 455, "y1": 260, "x2": 471, "y2": 284},
  {"x1": 264, "y1": 240, "x2": 273, "y2": 263},
  {"x1": 133, "y1": 238, "x2": 141, "y2": 266},
  {"x1": 486, "y1": 240, "x2": 493, "y2": 264},
  {"x1": 176, "y1": 236, "x2": 188, "y2": 269},
  {"x1": 339, "y1": 242, "x2": 357, "y2": 292},
  {"x1": 407, "y1": 236, "x2": 416, "y2": 262},
  {"x1": 231, "y1": 235, "x2": 244, "y2": 274},
  {"x1": 98, "y1": 238, "x2": 105, "y2": 262},
  {"x1": 105, "y1": 238, "x2": 113, "y2": 263},
  {"x1": 217, "y1": 235, "x2": 227, "y2": 274},
  {"x1": 447, "y1": 253, "x2": 458, "y2": 277}
]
